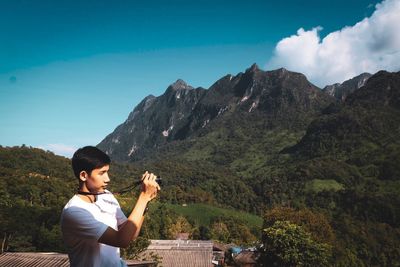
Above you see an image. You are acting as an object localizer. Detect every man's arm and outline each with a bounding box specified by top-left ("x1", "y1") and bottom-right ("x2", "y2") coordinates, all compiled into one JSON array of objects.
[{"x1": 99, "y1": 171, "x2": 159, "y2": 248}]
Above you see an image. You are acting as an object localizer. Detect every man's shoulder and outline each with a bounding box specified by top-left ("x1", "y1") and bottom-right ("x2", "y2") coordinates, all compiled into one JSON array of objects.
[
  {"x1": 63, "y1": 195, "x2": 84, "y2": 209},
  {"x1": 61, "y1": 196, "x2": 100, "y2": 228},
  {"x1": 61, "y1": 195, "x2": 93, "y2": 220},
  {"x1": 98, "y1": 191, "x2": 120, "y2": 207}
]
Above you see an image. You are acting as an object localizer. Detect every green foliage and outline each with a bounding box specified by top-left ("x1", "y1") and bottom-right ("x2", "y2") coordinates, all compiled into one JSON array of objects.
[
  {"x1": 304, "y1": 179, "x2": 344, "y2": 193},
  {"x1": 292, "y1": 158, "x2": 363, "y2": 187},
  {"x1": 165, "y1": 203, "x2": 262, "y2": 229},
  {"x1": 209, "y1": 216, "x2": 258, "y2": 245},
  {"x1": 210, "y1": 221, "x2": 230, "y2": 243},
  {"x1": 332, "y1": 214, "x2": 400, "y2": 267},
  {"x1": 165, "y1": 216, "x2": 193, "y2": 239},
  {"x1": 0, "y1": 145, "x2": 73, "y2": 179},
  {"x1": 259, "y1": 220, "x2": 332, "y2": 267},
  {"x1": 378, "y1": 152, "x2": 400, "y2": 181},
  {"x1": 164, "y1": 203, "x2": 261, "y2": 245},
  {"x1": 263, "y1": 207, "x2": 335, "y2": 245},
  {"x1": 7, "y1": 235, "x2": 36, "y2": 252},
  {"x1": 0, "y1": 146, "x2": 76, "y2": 253},
  {"x1": 127, "y1": 202, "x2": 260, "y2": 245},
  {"x1": 121, "y1": 236, "x2": 150, "y2": 260},
  {"x1": 36, "y1": 224, "x2": 64, "y2": 251}
]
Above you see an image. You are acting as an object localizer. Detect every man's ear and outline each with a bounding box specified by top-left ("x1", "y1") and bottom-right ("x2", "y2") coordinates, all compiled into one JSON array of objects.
[{"x1": 79, "y1": 171, "x2": 88, "y2": 182}]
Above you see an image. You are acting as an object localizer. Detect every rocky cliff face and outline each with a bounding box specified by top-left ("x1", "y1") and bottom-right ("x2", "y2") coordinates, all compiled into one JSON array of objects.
[
  {"x1": 98, "y1": 80, "x2": 207, "y2": 161},
  {"x1": 322, "y1": 73, "x2": 372, "y2": 101},
  {"x1": 97, "y1": 64, "x2": 337, "y2": 162}
]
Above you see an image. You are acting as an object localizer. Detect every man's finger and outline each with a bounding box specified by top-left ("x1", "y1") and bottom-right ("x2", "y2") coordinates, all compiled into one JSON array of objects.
[{"x1": 141, "y1": 171, "x2": 149, "y2": 181}]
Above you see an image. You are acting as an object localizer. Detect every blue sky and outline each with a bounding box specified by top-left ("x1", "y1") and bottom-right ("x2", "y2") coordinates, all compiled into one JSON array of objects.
[{"x1": 1, "y1": 0, "x2": 398, "y2": 157}]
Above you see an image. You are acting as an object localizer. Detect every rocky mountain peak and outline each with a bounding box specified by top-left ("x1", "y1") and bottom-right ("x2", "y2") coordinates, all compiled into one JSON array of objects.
[
  {"x1": 345, "y1": 70, "x2": 400, "y2": 108},
  {"x1": 245, "y1": 63, "x2": 260, "y2": 73},
  {"x1": 263, "y1": 67, "x2": 299, "y2": 82},
  {"x1": 168, "y1": 79, "x2": 194, "y2": 91},
  {"x1": 322, "y1": 72, "x2": 372, "y2": 101},
  {"x1": 276, "y1": 67, "x2": 289, "y2": 74}
]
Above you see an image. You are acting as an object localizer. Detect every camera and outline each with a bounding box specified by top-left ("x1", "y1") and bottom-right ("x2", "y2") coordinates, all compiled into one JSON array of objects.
[{"x1": 134, "y1": 176, "x2": 162, "y2": 186}]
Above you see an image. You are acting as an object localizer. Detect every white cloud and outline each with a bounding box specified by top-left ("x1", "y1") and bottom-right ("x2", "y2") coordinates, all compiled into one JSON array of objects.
[
  {"x1": 267, "y1": 0, "x2": 400, "y2": 87},
  {"x1": 39, "y1": 143, "x2": 77, "y2": 158}
]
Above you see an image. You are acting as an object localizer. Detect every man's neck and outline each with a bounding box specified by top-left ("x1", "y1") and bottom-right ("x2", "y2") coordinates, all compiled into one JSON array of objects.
[
  {"x1": 77, "y1": 186, "x2": 96, "y2": 203},
  {"x1": 78, "y1": 193, "x2": 96, "y2": 203}
]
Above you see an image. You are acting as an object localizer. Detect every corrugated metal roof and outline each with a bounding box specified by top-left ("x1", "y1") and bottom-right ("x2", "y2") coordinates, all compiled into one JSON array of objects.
[
  {"x1": 139, "y1": 240, "x2": 214, "y2": 267},
  {"x1": 141, "y1": 249, "x2": 213, "y2": 267},
  {"x1": 0, "y1": 252, "x2": 69, "y2": 267},
  {"x1": 0, "y1": 252, "x2": 155, "y2": 267},
  {"x1": 125, "y1": 259, "x2": 156, "y2": 267},
  {"x1": 147, "y1": 240, "x2": 213, "y2": 250}
]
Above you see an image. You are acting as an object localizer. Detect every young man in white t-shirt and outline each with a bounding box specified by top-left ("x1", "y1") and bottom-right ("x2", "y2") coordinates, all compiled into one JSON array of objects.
[{"x1": 61, "y1": 146, "x2": 160, "y2": 267}]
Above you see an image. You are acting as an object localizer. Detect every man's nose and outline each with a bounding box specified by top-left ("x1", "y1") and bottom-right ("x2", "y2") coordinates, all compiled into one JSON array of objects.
[{"x1": 104, "y1": 173, "x2": 110, "y2": 183}]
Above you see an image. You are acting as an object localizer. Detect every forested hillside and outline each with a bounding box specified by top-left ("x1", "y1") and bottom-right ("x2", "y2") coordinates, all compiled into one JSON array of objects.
[
  {"x1": 0, "y1": 146, "x2": 75, "y2": 252},
  {"x1": 0, "y1": 146, "x2": 261, "y2": 255}
]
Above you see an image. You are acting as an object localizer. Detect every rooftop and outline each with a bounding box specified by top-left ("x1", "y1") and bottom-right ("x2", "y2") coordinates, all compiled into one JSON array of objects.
[
  {"x1": 140, "y1": 240, "x2": 214, "y2": 267},
  {"x1": 0, "y1": 252, "x2": 155, "y2": 267}
]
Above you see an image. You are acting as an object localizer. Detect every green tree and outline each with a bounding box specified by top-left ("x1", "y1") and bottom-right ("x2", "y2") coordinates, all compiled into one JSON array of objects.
[
  {"x1": 166, "y1": 216, "x2": 192, "y2": 239},
  {"x1": 210, "y1": 221, "x2": 230, "y2": 243},
  {"x1": 263, "y1": 207, "x2": 335, "y2": 245},
  {"x1": 258, "y1": 220, "x2": 332, "y2": 267},
  {"x1": 121, "y1": 236, "x2": 150, "y2": 260}
]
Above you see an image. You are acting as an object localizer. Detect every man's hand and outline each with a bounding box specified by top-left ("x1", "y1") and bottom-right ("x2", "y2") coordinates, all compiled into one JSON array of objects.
[
  {"x1": 140, "y1": 171, "x2": 161, "y2": 201},
  {"x1": 98, "y1": 171, "x2": 161, "y2": 248}
]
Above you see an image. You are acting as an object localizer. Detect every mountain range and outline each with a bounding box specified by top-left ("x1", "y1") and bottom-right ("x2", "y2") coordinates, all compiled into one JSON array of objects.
[
  {"x1": 99, "y1": 64, "x2": 338, "y2": 161},
  {"x1": 98, "y1": 65, "x2": 397, "y2": 166},
  {"x1": 97, "y1": 63, "x2": 400, "y2": 214}
]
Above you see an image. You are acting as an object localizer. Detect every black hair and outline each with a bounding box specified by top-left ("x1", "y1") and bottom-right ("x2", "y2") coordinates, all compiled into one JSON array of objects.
[{"x1": 71, "y1": 146, "x2": 111, "y2": 179}]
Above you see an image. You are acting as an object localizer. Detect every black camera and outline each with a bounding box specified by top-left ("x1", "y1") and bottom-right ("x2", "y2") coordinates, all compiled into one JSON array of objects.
[{"x1": 134, "y1": 176, "x2": 162, "y2": 186}]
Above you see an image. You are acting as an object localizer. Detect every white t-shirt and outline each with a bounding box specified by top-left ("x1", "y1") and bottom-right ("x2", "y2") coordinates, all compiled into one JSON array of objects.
[{"x1": 61, "y1": 191, "x2": 128, "y2": 267}]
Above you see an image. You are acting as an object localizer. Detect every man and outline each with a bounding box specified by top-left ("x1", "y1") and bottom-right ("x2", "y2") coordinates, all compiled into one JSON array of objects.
[{"x1": 61, "y1": 146, "x2": 160, "y2": 267}]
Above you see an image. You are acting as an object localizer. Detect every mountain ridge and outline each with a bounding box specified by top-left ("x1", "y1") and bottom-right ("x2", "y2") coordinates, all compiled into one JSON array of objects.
[
  {"x1": 98, "y1": 65, "x2": 334, "y2": 161},
  {"x1": 286, "y1": 70, "x2": 400, "y2": 162},
  {"x1": 322, "y1": 72, "x2": 372, "y2": 101}
]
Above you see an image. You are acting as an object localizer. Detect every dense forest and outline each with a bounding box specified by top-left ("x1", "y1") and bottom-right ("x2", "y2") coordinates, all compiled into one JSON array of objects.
[{"x1": 0, "y1": 146, "x2": 260, "y2": 255}]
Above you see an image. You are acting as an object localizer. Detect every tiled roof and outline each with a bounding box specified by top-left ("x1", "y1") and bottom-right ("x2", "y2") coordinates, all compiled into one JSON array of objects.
[{"x1": 139, "y1": 240, "x2": 213, "y2": 267}]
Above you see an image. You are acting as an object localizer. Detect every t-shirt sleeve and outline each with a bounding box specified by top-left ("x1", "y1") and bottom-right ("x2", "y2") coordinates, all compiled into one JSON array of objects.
[
  {"x1": 108, "y1": 194, "x2": 127, "y2": 227},
  {"x1": 116, "y1": 203, "x2": 128, "y2": 227},
  {"x1": 62, "y1": 206, "x2": 109, "y2": 241}
]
